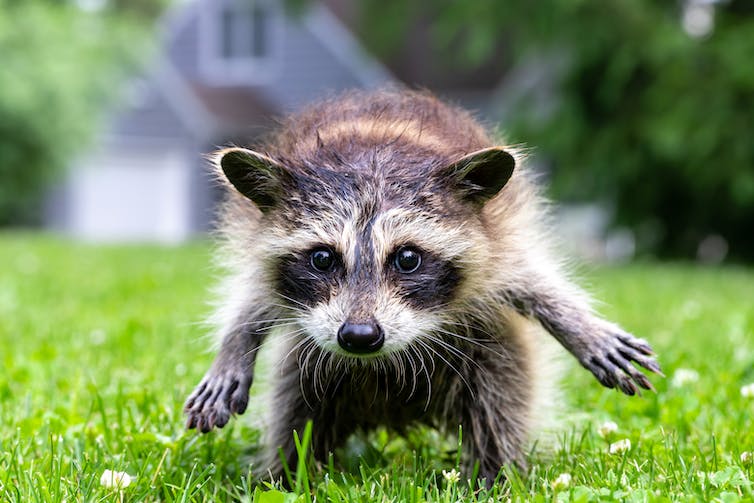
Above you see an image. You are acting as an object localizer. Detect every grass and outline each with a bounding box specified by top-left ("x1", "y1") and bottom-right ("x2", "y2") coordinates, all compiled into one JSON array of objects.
[{"x1": 0, "y1": 232, "x2": 753, "y2": 502}]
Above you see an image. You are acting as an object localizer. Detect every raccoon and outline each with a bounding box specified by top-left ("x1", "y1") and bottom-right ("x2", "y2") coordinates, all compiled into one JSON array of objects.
[{"x1": 183, "y1": 89, "x2": 661, "y2": 484}]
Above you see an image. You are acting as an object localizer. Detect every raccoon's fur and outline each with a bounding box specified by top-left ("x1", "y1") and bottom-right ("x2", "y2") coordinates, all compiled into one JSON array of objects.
[{"x1": 184, "y1": 89, "x2": 661, "y2": 484}]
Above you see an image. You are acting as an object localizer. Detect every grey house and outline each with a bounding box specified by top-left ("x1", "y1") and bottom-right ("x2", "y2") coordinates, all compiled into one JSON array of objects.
[{"x1": 49, "y1": 0, "x2": 392, "y2": 243}]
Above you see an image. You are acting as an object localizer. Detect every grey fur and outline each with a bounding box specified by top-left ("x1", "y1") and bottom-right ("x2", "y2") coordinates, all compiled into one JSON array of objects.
[{"x1": 183, "y1": 89, "x2": 661, "y2": 485}]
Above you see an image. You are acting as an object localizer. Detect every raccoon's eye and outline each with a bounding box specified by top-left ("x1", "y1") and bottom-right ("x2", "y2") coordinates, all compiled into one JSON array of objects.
[
  {"x1": 310, "y1": 248, "x2": 335, "y2": 272},
  {"x1": 394, "y1": 246, "x2": 422, "y2": 273}
]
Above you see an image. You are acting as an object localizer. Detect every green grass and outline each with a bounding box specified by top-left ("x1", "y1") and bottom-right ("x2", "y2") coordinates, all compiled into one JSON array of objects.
[{"x1": 1, "y1": 233, "x2": 753, "y2": 502}]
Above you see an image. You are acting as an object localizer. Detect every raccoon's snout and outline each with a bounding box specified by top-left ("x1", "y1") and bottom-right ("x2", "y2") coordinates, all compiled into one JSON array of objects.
[{"x1": 337, "y1": 321, "x2": 385, "y2": 354}]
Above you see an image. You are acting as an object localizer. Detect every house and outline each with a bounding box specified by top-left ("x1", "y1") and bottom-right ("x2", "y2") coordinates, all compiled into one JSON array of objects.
[{"x1": 47, "y1": 0, "x2": 393, "y2": 243}]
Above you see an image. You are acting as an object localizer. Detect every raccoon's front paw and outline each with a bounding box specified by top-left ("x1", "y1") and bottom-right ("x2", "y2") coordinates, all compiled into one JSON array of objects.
[
  {"x1": 184, "y1": 370, "x2": 251, "y2": 433},
  {"x1": 582, "y1": 323, "x2": 663, "y2": 395}
]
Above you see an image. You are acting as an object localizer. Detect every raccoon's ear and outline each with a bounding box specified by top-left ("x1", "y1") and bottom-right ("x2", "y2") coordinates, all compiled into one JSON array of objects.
[
  {"x1": 446, "y1": 146, "x2": 516, "y2": 203},
  {"x1": 216, "y1": 147, "x2": 289, "y2": 212}
]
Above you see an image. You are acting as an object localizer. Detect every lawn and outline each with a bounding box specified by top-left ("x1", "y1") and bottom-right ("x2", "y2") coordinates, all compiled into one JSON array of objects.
[{"x1": 0, "y1": 233, "x2": 752, "y2": 502}]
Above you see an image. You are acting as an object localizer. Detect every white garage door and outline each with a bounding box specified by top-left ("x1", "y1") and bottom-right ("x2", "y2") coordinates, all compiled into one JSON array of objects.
[{"x1": 68, "y1": 147, "x2": 192, "y2": 243}]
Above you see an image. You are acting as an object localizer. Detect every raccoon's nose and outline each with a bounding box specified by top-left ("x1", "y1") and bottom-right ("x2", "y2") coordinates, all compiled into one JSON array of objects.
[{"x1": 337, "y1": 321, "x2": 384, "y2": 354}]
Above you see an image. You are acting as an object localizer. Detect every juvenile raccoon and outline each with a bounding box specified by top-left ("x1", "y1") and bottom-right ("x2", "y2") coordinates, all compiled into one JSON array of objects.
[{"x1": 184, "y1": 89, "x2": 661, "y2": 483}]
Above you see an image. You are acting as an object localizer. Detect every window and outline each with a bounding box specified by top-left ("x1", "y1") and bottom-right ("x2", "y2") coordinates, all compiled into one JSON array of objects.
[
  {"x1": 200, "y1": 0, "x2": 282, "y2": 84},
  {"x1": 220, "y1": 3, "x2": 269, "y2": 59}
]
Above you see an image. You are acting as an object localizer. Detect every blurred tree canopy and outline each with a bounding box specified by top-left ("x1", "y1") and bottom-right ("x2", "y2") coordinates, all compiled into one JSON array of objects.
[
  {"x1": 0, "y1": 0, "x2": 168, "y2": 225},
  {"x1": 359, "y1": 0, "x2": 754, "y2": 260}
]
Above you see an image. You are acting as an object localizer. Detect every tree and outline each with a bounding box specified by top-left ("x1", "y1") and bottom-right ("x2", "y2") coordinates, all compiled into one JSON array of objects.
[{"x1": 0, "y1": 0, "x2": 167, "y2": 225}]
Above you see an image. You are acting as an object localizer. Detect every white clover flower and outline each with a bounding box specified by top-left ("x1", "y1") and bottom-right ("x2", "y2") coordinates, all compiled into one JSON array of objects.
[
  {"x1": 671, "y1": 368, "x2": 699, "y2": 388},
  {"x1": 174, "y1": 363, "x2": 187, "y2": 376},
  {"x1": 597, "y1": 420, "x2": 618, "y2": 438},
  {"x1": 609, "y1": 438, "x2": 632, "y2": 454},
  {"x1": 100, "y1": 469, "x2": 134, "y2": 488},
  {"x1": 551, "y1": 472, "x2": 572, "y2": 491},
  {"x1": 741, "y1": 451, "x2": 752, "y2": 465},
  {"x1": 741, "y1": 383, "x2": 754, "y2": 398},
  {"x1": 442, "y1": 468, "x2": 461, "y2": 484}
]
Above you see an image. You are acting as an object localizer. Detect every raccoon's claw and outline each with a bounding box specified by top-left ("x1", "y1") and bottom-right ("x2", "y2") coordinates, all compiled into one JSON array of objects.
[
  {"x1": 184, "y1": 371, "x2": 252, "y2": 433},
  {"x1": 583, "y1": 325, "x2": 662, "y2": 396}
]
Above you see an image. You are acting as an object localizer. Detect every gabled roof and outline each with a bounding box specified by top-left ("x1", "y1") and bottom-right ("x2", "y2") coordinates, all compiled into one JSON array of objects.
[{"x1": 106, "y1": 0, "x2": 393, "y2": 143}]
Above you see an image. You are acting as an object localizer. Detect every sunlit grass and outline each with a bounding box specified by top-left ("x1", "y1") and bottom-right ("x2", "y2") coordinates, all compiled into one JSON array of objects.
[{"x1": 0, "y1": 233, "x2": 752, "y2": 501}]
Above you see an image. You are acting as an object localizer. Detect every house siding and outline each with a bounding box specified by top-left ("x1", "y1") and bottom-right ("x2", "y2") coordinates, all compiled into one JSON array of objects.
[
  {"x1": 261, "y1": 16, "x2": 365, "y2": 110},
  {"x1": 109, "y1": 76, "x2": 193, "y2": 141}
]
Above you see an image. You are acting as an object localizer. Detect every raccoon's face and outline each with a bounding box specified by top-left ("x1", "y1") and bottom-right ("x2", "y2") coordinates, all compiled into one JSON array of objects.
[
  {"x1": 272, "y1": 207, "x2": 467, "y2": 356},
  {"x1": 216, "y1": 145, "x2": 515, "y2": 358}
]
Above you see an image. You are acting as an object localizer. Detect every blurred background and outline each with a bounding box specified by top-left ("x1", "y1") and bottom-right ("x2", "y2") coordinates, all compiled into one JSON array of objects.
[{"x1": 1, "y1": 0, "x2": 752, "y2": 262}]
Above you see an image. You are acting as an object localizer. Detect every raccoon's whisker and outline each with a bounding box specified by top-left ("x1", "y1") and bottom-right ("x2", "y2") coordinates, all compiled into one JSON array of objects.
[
  {"x1": 374, "y1": 358, "x2": 385, "y2": 401},
  {"x1": 298, "y1": 338, "x2": 316, "y2": 379},
  {"x1": 324, "y1": 351, "x2": 334, "y2": 378},
  {"x1": 297, "y1": 339, "x2": 318, "y2": 410},
  {"x1": 312, "y1": 346, "x2": 330, "y2": 401},
  {"x1": 326, "y1": 352, "x2": 340, "y2": 392},
  {"x1": 387, "y1": 352, "x2": 404, "y2": 393},
  {"x1": 423, "y1": 332, "x2": 485, "y2": 372},
  {"x1": 307, "y1": 351, "x2": 322, "y2": 401},
  {"x1": 412, "y1": 341, "x2": 434, "y2": 410},
  {"x1": 239, "y1": 329, "x2": 303, "y2": 362},
  {"x1": 291, "y1": 338, "x2": 313, "y2": 380},
  {"x1": 266, "y1": 302, "x2": 304, "y2": 312},
  {"x1": 404, "y1": 345, "x2": 419, "y2": 401},
  {"x1": 275, "y1": 325, "x2": 308, "y2": 338},
  {"x1": 274, "y1": 294, "x2": 311, "y2": 311},
  {"x1": 267, "y1": 307, "x2": 308, "y2": 319},
  {"x1": 239, "y1": 345, "x2": 265, "y2": 359},
  {"x1": 416, "y1": 337, "x2": 476, "y2": 400},
  {"x1": 423, "y1": 335, "x2": 488, "y2": 384},
  {"x1": 399, "y1": 352, "x2": 409, "y2": 392},
  {"x1": 322, "y1": 352, "x2": 335, "y2": 397},
  {"x1": 239, "y1": 316, "x2": 300, "y2": 326},
  {"x1": 372, "y1": 358, "x2": 385, "y2": 405},
  {"x1": 253, "y1": 322, "x2": 302, "y2": 335},
  {"x1": 398, "y1": 352, "x2": 408, "y2": 394},
  {"x1": 279, "y1": 333, "x2": 313, "y2": 368},
  {"x1": 441, "y1": 319, "x2": 498, "y2": 341},
  {"x1": 313, "y1": 352, "x2": 323, "y2": 400},
  {"x1": 329, "y1": 357, "x2": 347, "y2": 396},
  {"x1": 270, "y1": 321, "x2": 306, "y2": 330},
  {"x1": 385, "y1": 358, "x2": 395, "y2": 401},
  {"x1": 420, "y1": 338, "x2": 437, "y2": 376},
  {"x1": 433, "y1": 327, "x2": 510, "y2": 361},
  {"x1": 384, "y1": 353, "x2": 397, "y2": 391}
]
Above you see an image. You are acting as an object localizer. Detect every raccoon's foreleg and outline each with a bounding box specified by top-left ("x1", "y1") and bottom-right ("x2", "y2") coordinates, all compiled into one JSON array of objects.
[
  {"x1": 184, "y1": 308, "x2": 272, "y2": 433},
  {"x1": 506, "y1": 285, "x2": 662, "y2": 395}
]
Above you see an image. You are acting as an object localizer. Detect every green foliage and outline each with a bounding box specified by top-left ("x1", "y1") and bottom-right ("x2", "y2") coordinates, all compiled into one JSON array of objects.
[
  {"x1": 1, "y1": 235, "x2": 754, "y2": 500},
  {"x1": 0, "y1": 0, "x2": 164, "y2": 225},
  {"x1": 511, "y1": 1, "x2": 754, "y2": 260},
  {"x1": 358, "y1": 0, "x2": 754, "y2": 260}
]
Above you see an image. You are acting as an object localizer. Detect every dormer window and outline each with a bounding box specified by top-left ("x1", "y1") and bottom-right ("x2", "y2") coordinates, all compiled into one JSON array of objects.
[
  {"x1": 200, "y1": 0, "x2": 283, "y2": 84},
  {"x1": 220, "y1": 3, "x2": 269, "y2": 59}
]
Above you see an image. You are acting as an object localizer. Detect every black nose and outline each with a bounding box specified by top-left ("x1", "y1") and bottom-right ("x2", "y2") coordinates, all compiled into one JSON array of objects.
[{"x1": 337, "y1": 321, "x2": 384, "y2": 354}]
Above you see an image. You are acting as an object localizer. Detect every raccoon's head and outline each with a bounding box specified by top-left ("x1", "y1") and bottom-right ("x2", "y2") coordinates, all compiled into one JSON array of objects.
[{"x1": 216, "y1": 145, "x2": 515, "y2": 358}]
